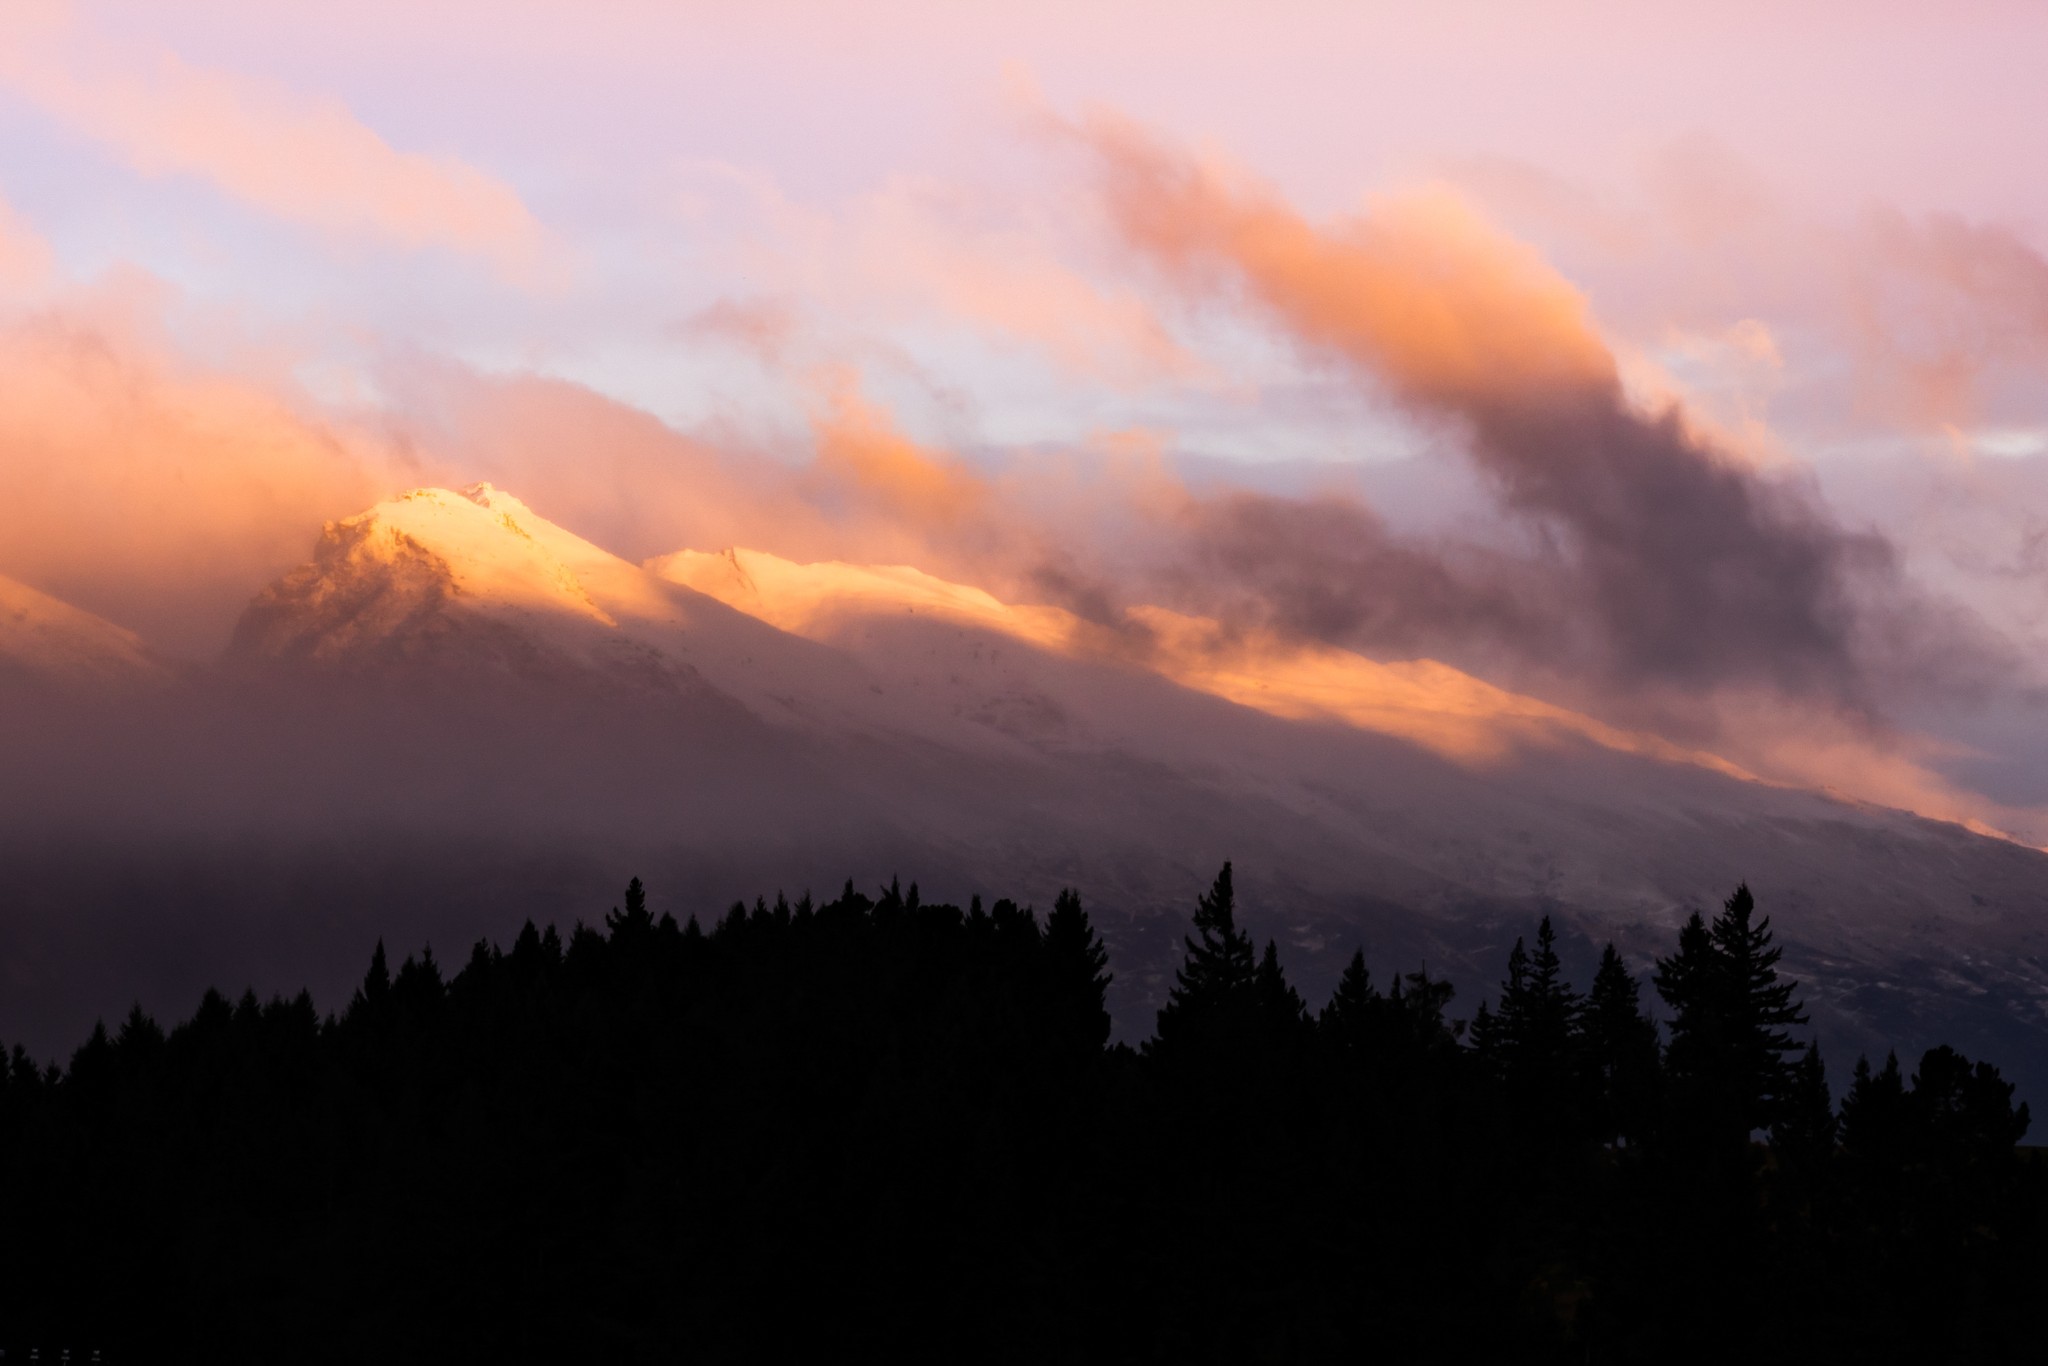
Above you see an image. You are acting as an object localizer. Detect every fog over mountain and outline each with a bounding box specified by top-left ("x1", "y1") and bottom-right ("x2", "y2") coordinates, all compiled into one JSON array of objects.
[{"x1": 5, "y1": 483, "x2": 2047, "y2": 1105}]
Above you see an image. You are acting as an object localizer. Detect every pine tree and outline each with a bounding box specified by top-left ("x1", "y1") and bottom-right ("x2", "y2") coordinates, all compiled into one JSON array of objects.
[
  {"x1": 1149, "y1": 862, "x2": 1258, "y2": 1061},
  {"x1": 1654, "y1": 884, "x2": 1808, "y2": 1144},
  {"x1": 345, "y1": 940, "x2": 393, "y2": 1023},
  {"x1": 1911, "y1": 1045, "x2": 2031, "y2": 1166},
  {"x1": 1581, "y1": 944, "x2": 1661, "y2": 1146},
  {"x1": 1388, "y1": 966, "x2": 1459, "y2": 1050},
  {"x1": 1043, "y1": 888, "x2": 1113, "y2": 1054},
  {"x1": 1254, "y1": 940, "x2": 1310, "y2": 1045},
  {"x1": 1770, "y1": 1041, "x2": 1837, "y2": 1175},
  {"x1": 1839, "y1": 1052, "x2": 1910, "y2": 1166},
  {"x1": 1709, "y1": 884, "x2": 1807, "y2": 1128},
  {"x1": 1472, "y1": 937, "x2": 1530, "y2": 1075},
  {"x1": 1477, "y1": 918, "x2": 1584, "y2": 1141},
  {"x1": 1320, "y1": 949, "x2": 1382, "y2": 1059},
  {"x1": 1519, "y1": 919, "x2": 1581, "y2": 1077},
  {"x1": 606, "y1": 876, "x2": 653, "y2": 941}
]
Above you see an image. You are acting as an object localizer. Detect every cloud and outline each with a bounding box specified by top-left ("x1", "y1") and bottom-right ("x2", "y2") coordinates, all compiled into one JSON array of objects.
[
  {"x1": 0, "y1": 282, "x2": 405, "y2": 654},
  {"x1": 680, "y1": 296, "x2": 800, "y2": 365},
  {"x1": 696, "y1": 162, "x2": 1203, "y2": 389},
  {"x1": 1849, "y1": 208, "x2": 2048, "y2": 429},
  {"x1": 805, "y1": 373, "x2": 989, "y2": 526},
  {"x1": 1169, "y1": 491, "x2": 1550, "y2": 665},
  {"x1": 0, "y1": 25, "x2": 551, "y2": 282},
  {"x1": 1075, "y1": 113, "x2": 1900, "y2": 707},
  {"x1": 0, "y1": 195, "x2": 54, "y2": 296},
  {"x1": 369, "y1": 356, "x2": 1020, "y2": 587}
]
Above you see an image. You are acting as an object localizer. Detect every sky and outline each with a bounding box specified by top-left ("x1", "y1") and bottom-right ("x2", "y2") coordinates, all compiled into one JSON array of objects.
[{"x1": 4, "y1": 1, "x2": 2048, "y2": 831}]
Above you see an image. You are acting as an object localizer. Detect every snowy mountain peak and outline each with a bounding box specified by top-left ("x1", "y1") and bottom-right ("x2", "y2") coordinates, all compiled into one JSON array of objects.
[{"x1": 229, "y1": 486, "x2": 641, "y2": 668}]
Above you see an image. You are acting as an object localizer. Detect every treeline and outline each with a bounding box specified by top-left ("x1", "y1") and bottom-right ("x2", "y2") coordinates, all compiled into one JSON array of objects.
[{"x1": 0, "y1": 868, "x2": 2038, "y2": 1363}]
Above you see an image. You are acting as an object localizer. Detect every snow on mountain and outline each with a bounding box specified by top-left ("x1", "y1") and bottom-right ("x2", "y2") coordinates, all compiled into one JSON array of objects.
[
  {"x1": 0, "y1": 573, "x2": 166, "y2": 689},
  {"x1": 648, "y1": 545, "x2": 1751, "y2": 777},
  {"x1": 92, "y1": 483, "x2": 2048, "y2": 1103},
  {"x1": 227, "y1": 485, "x2": 1099, "y2": 760}
]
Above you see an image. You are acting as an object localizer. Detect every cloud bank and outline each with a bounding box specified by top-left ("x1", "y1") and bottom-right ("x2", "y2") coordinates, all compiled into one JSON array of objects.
[{"x1": 1073, "y1": 115, "x2": 1917, "y2": 715}]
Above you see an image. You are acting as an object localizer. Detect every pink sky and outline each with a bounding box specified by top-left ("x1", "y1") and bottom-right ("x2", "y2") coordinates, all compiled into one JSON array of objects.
[{"x1": 4, "y1": 1, "x2": 2048, "y2": 819}]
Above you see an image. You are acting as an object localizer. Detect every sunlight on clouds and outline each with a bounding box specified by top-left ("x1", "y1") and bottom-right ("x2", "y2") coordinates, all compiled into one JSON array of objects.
[{"x1": 0, "y1": 18, "x2": 555, "y2": 284}]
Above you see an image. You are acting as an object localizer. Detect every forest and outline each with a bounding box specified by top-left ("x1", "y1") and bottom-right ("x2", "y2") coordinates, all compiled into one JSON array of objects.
[{"x1": 0, "y1": 867, "x2": 2037, "y2": 1364}]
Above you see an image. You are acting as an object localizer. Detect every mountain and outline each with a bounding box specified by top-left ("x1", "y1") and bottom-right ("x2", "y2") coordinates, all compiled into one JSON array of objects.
[
  {"x1": 643, "y1": 540, "x2": 2048, "y2": 1088},
  {"x1": 647, "y1": 544, "x2": 1750, "y2": 775},
  {"x1": 5, "y1": 484, "x2": 2048, "y2": 1108},
  {"x1": 0, "y1": 572, "x2": 166, "y2": 691}
]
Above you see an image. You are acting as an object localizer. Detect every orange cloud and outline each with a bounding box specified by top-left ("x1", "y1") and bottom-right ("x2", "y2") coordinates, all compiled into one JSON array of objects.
[
  {"x1": 376, "y1": 360, "x2": 1009, "y2": 584},
  {"x1": 1079, "y1": 113, "x2": 1614, "y2": 409},
  {"x1": 0, "y1": 28, "x2": 550, "y2": 282},
  {"x1": 0, "y1": 287, "x2": 401, "y2": 654},
  {"x1": 807, "y1": 375, "x2": 988, "y2": 526}
]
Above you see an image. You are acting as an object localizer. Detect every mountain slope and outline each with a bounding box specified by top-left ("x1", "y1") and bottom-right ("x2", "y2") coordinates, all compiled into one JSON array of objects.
[
  {"x1": 8, "y1": 485, "x2": 2048, "y2": 1107},
  {"x1": 0, "y1": 573, "x2": 166, "y2": 690},
  {"x1": 644, "y1": 539, "x2": 2048, "y2": 1098},
  {"x1": 647, "y1": 545, "x2": 1750, "y2": 774}
]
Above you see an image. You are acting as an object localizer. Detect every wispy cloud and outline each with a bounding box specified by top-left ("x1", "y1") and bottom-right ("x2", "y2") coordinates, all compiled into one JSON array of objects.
[
  {"x1": 0, "y1": 193, "x2": 54, "y2": 296},
  {"x1": 0, "y1": 19, "x2": 553, "y2": 283}
]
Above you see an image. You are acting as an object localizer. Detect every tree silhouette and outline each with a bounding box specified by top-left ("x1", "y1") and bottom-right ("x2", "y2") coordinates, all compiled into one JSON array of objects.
[
  {"x1": 1770, "y1": 1041, "x2": 1837, "y2": 1180},
  {"x1": 2, "y1": 862, "x2": 2043, "y2": 1363},
  {"x1": 1580, "y1": 943, "x2": 1661, "y2": 1147},
  {"x1": 1839, "y1": 1051, "x2": 1911, "y2": 1166},
  {"x1": 1318, "y1": 949, "x2": 1382, "y2": 1059},
  {"x1": 1655, "y1": 884, "x2": 1808, "y2": 1147},
  {"x1": 1149, "y1": 861, "x2": 1257, "y2": 1059},
  {"x1": 1043, "y1": 887, "x2": 1113, "y2": 1055}
]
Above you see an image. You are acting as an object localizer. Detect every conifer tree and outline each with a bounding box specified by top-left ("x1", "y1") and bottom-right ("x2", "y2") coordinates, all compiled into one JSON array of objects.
[
  {"x1": 345, "y1": 940, "x2": 393, "y2": 1022},
  {"x1": 1477, "y1": 918, "x2": 1583, "y2": 1139},
  {"x1": 1471, "y1": 938, "x2": 1530, "y2": 1072},
  {"x1": 1910, "y1": 1045, "x2": 2031, "y2": 1165},
  {"x1": 1516, "y1": 919, "x2": 1581, "y2": 1074},
  {"x1": 1149, "y1": 862, "x2": 1257, "y2": 1057},
  {"x1": 1388, "y1": 967, "x2": 1460, "y2": 1050},
  {"x1": 1581, "y1": 944, "x2": 1660, "y2": 1146},
  {"x1": 1839, "y1": 1052, "x2": 1910, "y2": 1166},
  {"x1": 1655, "y1": 884, "x2": 1808, "y2": 1142},
  {"x1": 1254, "y1": 940, "x2": 1311, "y2": 1049},
  {"x1": 1319, "y1": 949, "x2": 1382, "y2": 1058},
  {"x1": 1043, "y1": 888, "x2": 1113, "y2": 1053},
  {"x1": 606, "y1": 876, "x2": 653, "y2": 940},
  {"x1": 1770, "y1": 1041, "x2": 1837, "y2": 1175}
]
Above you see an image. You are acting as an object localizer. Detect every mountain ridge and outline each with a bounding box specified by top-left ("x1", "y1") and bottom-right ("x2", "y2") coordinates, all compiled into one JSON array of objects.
[{"x1": 8, "y1": 484, "x2": 2048, "y2": 1105}]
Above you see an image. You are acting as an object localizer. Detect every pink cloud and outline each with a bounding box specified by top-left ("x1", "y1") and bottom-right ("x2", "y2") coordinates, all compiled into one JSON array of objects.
[
  {"x1": 1074, "y1": 113, "x2": 1616, "y2": 412},
  {"x1": 680, "y1": 296, "x2": 801, "y2": 365},
  {"x1": 0, "y1": 194, "x2": 54, "y2": 296},
  {"x1": 0, "y1": 25, "x2": 551, "y2": 282},
  {"x1": 1848, "y1": 208, "x2": 2048, "y2": 429},
  {"x1": 700, "y1": 164, "x2": 1204, "y2": 389}
]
